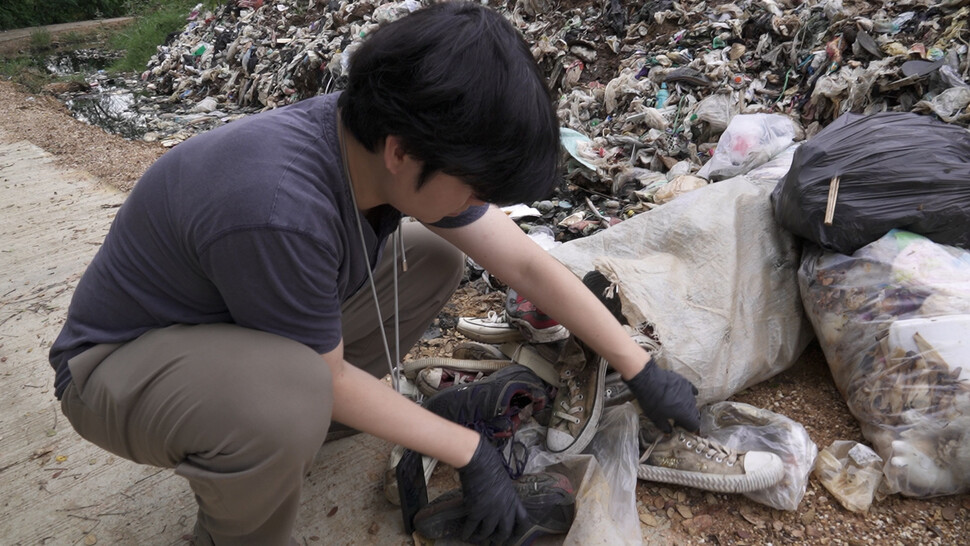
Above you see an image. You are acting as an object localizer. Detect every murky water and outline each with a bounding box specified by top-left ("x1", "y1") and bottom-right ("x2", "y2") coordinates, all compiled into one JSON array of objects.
[
  {"x1": 47, "y1": 49, "x2": 152, "y2": 139},
  {"x1": 64, "y1": 90, "x2": 152, "y2": 140},
  {"x1": 45, "y1": 49, "x2": 122, "y2": 77}
]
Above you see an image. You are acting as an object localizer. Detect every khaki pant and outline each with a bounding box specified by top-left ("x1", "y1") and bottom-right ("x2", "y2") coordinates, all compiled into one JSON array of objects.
[{"x1": 60, "y1": 222, "x2": 464, "y2": 545}]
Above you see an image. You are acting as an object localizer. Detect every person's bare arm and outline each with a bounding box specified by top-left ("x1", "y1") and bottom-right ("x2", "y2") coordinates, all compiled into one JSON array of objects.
[
  {"x1": 321, "y1": 340, "x2": 479, "y2": 467},
  {"x1": 430, "y1": 204, "x2": 700, "y2": 432},
  {"x1": 429, "y1": 205, "x2": 649, "y2": 379}
]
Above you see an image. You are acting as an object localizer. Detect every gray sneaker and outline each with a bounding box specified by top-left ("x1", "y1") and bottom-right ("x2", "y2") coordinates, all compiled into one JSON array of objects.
[
  {"x1": 545, "y1": 335, "x2": 606, "y2": 454},
  {"x1": 637, "y1": 418, "x2": 785, "y2": 493}
]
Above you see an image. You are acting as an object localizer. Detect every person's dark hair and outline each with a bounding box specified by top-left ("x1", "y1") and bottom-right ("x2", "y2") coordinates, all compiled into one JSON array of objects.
[{"x1": 338, "y1": 1, "x2": 560, "y2": 205}]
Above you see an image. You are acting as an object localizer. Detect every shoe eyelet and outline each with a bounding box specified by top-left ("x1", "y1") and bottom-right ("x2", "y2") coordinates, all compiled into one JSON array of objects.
[
  {"x1": 727, "y1": 461, "x2": 735, "y2": 467},
  {"x1": 695, "y1": 447, "x2": 702, "y2": 454},
  {"x1": 577, "y1": 394, "x2": 584, "y2": 400},
  {"x1": 715, "y1": 456, "x2": 723, "y2": 463},
  {"x1": 705, "y1": 453, "x2": 713, "y2": 459},
  {"x1": 685, "y1": 441, "x2": 693, "y2": 448}
]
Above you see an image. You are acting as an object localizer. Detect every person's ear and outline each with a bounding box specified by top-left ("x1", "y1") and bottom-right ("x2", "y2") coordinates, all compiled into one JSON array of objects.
[{"x1": 382, "y1": 135, "x2": 410, "y2": 175}]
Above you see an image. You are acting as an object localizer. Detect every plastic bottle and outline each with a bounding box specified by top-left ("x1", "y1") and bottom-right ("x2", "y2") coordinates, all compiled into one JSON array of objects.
[{"x1": 655, "y1": 82, "x2": 669, "y2": 109}]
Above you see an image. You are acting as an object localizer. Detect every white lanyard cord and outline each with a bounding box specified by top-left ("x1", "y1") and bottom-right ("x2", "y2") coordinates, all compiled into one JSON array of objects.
[{"x1": 339, "y1": 116, "x2": 402, "y2": 393}]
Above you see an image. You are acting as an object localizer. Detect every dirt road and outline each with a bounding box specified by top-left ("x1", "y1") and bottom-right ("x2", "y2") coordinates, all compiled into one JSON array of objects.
[{"x1": 0, "y1": 18, "x2": 134, "y2": 55}]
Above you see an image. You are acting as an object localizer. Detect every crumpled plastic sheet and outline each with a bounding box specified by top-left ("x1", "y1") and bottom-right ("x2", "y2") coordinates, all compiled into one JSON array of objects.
[
  {"x1": 700, "y1": 401, "x2": 818, "y2": 511},
  {"x1": 799, "y1": 230, "x2": 970, "y2": 497},
  {"x1": 515, "y1": 403, "x2": 642, "y2": 546},
  {"x1": 814, "y1": 440, "x2": 884, "y2": 513}
]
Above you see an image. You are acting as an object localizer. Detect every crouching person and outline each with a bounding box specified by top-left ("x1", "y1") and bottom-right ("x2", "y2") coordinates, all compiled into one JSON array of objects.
[{"x1": 48, "y1": 2, "x2": 699, "y2": 544}]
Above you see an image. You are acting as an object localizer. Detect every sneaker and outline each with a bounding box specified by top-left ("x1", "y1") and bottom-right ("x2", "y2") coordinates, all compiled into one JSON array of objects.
[
  {"x1": 604, "y1": 371, "x2": 635, "y2": 407},
  {"x1": 401, "y1": 355, "x2": 510, "y2": 382},
  {"x1": 451, "y1": 340, "x2": 507, "y2": 360},
  {"x1": 504, "y1": 289, "x2": 569, "y2": 343},
  {"x1": 457, "y1": 310, "x2": 526, "y2": 343},
  {"x1": 582, "y1": 270, "x2": 626, "y2": 325},
  {"x1": 456, "y1": 290, "x2": 568, "y2": 344},
  {"x1": 636, "y1": 418, "x2": 785, "y2": 494},
  {"x1": 413, "y1": 471, "x2": 576, "y2": 545},
  {"x1": 545, "y1": 335, "x2": 607, "y2": 455},
  {"x1": 424, "y1": 364, "x2": 553, "y2": 477},
  {"x1": 383, "y1": 444, "x2": 438, "y2": 506},
  {"x1": 415, "y1": 367, "x2": 487, "y2": 397}
]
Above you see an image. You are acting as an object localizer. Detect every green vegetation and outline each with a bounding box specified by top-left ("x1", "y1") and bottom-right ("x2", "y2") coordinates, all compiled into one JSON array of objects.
[
  {"x1": 108, "y1": 1, "x2": 210, "y2": 73},
  {"x1": 0, "y1": 1, "x2": 128, "y2": 31},
  {"x1": 0, "y1": 55, "x2": 48, "y2": 93},
  {"x1": 28, "y1": 28, "x2": 52, "y2": 51},
  {"x1": 0, "y1": 1, "x2": 218, "y2": 92}
]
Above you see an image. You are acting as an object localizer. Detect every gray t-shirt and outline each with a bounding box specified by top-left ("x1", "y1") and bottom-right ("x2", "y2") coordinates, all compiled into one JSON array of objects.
[{"x1": 49, "y1": 93, "x2": 485, "y2": 398}]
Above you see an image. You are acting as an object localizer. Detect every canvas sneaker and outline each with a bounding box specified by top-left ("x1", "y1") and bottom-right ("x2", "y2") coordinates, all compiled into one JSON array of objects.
[
  {"x1": 457, "y1": 310, "x2": 526, "y2": 343},
  {"x1": 457, "y1": 289, "x2": 568, "y2": 344},
  {"x1": 413, "y1": 471, "x2": 576, "y2": 545},
  {"x1": 545, "y1": 335, "x2": 607, "y2": 455},
  {"x1": 637, "y1": 417, "x2": 785, "y2": 494},
  {"x1": 504, "y1": 289, "x2": 569, "y2": 343}
]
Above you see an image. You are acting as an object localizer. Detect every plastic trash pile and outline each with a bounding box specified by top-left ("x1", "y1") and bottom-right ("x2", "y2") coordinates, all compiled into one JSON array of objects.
[{"x1": 71, "y1": 0, "x2": 964, "y2": 238}]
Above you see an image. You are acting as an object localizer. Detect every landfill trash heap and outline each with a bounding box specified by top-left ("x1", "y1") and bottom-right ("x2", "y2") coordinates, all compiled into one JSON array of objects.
[{"x1": 140, "y1": 0, "x2": 969, "y2": 238}]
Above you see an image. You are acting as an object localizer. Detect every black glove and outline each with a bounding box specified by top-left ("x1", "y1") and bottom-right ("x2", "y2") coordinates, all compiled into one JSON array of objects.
[
  {"x1": 457, "y1": 435, "x2": 529, "y2": 544},
  {"x1": 624, "y1": 356, "x2": 700, "y2": 433}
]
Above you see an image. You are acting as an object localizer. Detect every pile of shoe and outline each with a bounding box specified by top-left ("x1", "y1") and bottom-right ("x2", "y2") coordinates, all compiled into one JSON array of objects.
[{"x1": 389, "y1": 286, "x2": 791, "y2": 541}]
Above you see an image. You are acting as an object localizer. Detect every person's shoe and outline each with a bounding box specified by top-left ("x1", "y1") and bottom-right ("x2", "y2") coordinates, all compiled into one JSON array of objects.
[
  {"x1": 504, "y1": 288, "x2": 569, "y2": 343},
  {"x1": 383, "y1": 443, "x2": 438, "y2": 505},
  {"x1": 424, "y1": 364, "x2": 553, "y2": 477},
  {"x1": 636, "y1": 417, "x2": 785, "y2": 493},
  {"x1": 545, "y1": 335, "x2": 607, "y2": 455},
  {"x1": 413, "y1": 471, "x2": 576, "y2": 545}
]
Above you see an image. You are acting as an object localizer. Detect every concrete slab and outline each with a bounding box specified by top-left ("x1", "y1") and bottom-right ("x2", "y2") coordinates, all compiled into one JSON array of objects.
[{"x1": 0, "y1": 132, "x2": 410, "y2": 545}]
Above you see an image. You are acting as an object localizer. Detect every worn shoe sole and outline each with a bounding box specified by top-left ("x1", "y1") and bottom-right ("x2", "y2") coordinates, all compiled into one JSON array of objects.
[
  {"x1": 383, "y1": 444, "x2": 438, "y2": 505},
  {"x1": 413, "y1": 472, "x2": 575, "y2": 545},
  {"x1": 545, "y1": 355, "x2": 607, "y2": 455},
  {"x1": 637, "y1": 450, "x2": 785, "y2": 494},
  {"x1": 401, "y1": 356, "x2": 510, "y2": 380}
]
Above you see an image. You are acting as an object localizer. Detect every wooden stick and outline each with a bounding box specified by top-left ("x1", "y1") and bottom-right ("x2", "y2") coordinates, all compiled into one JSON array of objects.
[{"x1": 824, "y1": 175, "x2": 840, "y2": 226}]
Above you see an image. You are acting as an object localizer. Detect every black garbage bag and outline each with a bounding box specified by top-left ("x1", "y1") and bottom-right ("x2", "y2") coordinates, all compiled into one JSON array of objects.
[{"x1": 771, "y1": 112, "x2": 970, "y2": 254}]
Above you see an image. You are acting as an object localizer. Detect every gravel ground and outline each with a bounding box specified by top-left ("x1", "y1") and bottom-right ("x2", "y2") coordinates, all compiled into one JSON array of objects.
[{"x1": 1, "y1": 76, "x2": 968, "y2": 545}]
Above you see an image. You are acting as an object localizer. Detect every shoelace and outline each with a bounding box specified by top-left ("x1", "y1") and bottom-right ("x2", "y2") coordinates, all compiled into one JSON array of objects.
[
  {"x1": 639, "y1": 431, "x2": 741, "y2": 467},
  {"x1": 469, "y1": 412, "x2": 527, "y2": 479},
  {"x1": 552, "y1": 368, "x2": 584, "y2": 425},
  {"x1": 480, "y1": 310, "x2": 511, "y2": 325}
]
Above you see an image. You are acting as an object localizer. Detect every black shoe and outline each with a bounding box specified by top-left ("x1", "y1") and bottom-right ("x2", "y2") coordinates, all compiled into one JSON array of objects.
[
  {"x1": 423, "y1": 364, "x2": 552, "y2": 478},
  {"x1": 413, "y1": 471, "x2": 576, "y2": 546}
]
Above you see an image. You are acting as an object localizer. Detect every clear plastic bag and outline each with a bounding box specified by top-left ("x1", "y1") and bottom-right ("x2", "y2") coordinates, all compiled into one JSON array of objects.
[
  {"x1": 521, "y1": 403, "x2": 642, "y2": 545},
  {"x1": 799, "y1": 230, "x2": 970, "y2": 497},
  {"x1": 699, "y1": 401, "x2": 818, "y2": 511},
  {"x1": 696, "y1": 113, "x2": 797, "y2": 181}
]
